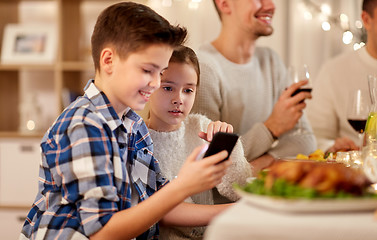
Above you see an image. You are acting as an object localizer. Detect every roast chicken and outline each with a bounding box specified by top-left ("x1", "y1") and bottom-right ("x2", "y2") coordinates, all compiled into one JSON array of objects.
[{"x1": 264, "y1": 161, "x2": 371, "y2": 196}]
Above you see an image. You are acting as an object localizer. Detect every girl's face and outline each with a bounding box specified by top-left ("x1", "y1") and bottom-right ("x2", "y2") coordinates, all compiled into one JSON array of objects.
[{"x1": 148, "y1": 62, "x2": 198, "y2": 132}]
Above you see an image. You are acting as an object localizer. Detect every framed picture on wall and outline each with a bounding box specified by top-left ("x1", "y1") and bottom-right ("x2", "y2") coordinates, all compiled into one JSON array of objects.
[{"x1": 1, "y1": 24, "x2": 57, "y2": 64}]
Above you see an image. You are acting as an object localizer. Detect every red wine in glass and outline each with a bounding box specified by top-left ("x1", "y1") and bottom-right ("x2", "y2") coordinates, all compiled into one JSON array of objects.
[
  {"x1": 347, "y1": 119, "x2": 367, "y2": 133},
  {"x1": 292, "y1": 88, "x2": 312, "y2": 97},
  {"x1": 287, "y1": 64, "x2": 312, "y2": 135}
]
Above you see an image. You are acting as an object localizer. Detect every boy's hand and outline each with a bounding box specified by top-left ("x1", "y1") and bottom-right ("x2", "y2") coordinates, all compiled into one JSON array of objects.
[
  {"x1": 198, "y1": 121, "x2": 234, "y2": 142},
  {"x1": 264, "y1": 80, "x2": 312, "y2": 137},
  {"x1": 175, "y1": 144, "x2": 231, "y2": 197}
]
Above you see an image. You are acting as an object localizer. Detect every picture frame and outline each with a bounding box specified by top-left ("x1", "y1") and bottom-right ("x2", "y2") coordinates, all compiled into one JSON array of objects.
[{"x1": 1, "y1": 24, "x2": 57, "y2": 64}]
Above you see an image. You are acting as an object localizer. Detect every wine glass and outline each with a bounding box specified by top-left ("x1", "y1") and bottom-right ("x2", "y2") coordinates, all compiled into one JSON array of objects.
[
  {"x1": 347, "y1": 89, "x2": 371, "y2": 149},
  {"x1": 287, "y1": 64, "x2": 313, "y2": 135}
]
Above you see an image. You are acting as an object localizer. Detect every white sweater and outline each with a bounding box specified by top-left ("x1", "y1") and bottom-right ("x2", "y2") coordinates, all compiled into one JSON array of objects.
[
  {"x1": 307, "y1": 47, "x2": 377, "y2": 151},
  {"x1": 192, "y1": 43, "x2": 317, "y2": 159},
  {"x1": 149, "y1": 114, "x2": 251, "y2": 240}
]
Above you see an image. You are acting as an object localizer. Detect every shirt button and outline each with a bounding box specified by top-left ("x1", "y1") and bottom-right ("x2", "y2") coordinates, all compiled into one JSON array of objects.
[{"x1": 143, "y1": 149, "x2": 148, "y2": 154}]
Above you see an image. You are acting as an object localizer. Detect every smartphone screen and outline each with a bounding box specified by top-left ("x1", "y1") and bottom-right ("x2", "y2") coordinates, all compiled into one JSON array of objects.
[{"x1": 203, "y1": 132, "x2": 239, "y2": 162}]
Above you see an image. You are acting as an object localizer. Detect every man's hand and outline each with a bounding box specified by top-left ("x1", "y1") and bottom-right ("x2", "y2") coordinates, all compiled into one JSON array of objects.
[
  {"x1": 264, "y1": 80, "x2": 312, "y2": 137},
  {"x1": 249, "y1": 154, "x2": 275, "y2": 176},
  {"x1": 326, "y1": 137, "x2": 359, "y2": 153}
]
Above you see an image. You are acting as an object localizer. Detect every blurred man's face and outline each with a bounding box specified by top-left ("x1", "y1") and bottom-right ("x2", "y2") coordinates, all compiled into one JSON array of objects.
[
  {"x1": 228, "y1": 0, "x2": 276, "y2": 38},
  {"x1": 362, "y1": 4, "x2": 377, "y2": 56}
]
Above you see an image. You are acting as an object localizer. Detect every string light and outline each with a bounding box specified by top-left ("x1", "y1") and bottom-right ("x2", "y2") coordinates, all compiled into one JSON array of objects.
[
  {"x1": 161, "y1": 0, "x2": 172, "y2": 7},
  {"x1": 355, "y1": 20, "x2": 363, "y2": 29},
  {"x1": 303, "y1": 11, "x2": 313, "y2": 20},
  {"x1": 322, "y1": 21, "x2": 331, "y2": 31},
  {"x1": 342, "y1": 30, "x2": 353, "y2": 44},
  {"x1": 302, "y1": 0, "x2": 366, "y2": 48},
  {"x1": 26, "y1": 120, "x2": 36, "y2": 131},
  {"x1": 155, "y1": 0, "x2": 202, "y2": 9},
  {"x1": 320, "y1": 3, "x2": 331, "y2": 16},
  {"x1": 188, "y1": 2, "x2": 200, "y2": 9}
]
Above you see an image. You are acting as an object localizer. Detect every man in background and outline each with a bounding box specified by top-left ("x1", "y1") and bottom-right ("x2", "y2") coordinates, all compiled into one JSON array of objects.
[
  {"x1": 191, "y1": 0, "x2": 316, "y2": 174},
  {"x1": 307, "y1": 0, "x2": 377, "y2": 153}
]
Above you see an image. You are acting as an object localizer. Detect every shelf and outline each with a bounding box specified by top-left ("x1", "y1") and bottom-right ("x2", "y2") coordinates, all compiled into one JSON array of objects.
[
  {"x1": 0, "y1": 131, "x2": 44, "y2": 139},
  {"x1": 0, "y1": 0, "x2": 127, "y2": 209},
  {"x1": 60, "y1": 61, "x2": 94, "y2": 71},
  {"x1": 0, "y1": 64, "x2": 55, "y2": 71},
  {"x1": 0, "y1": 0, "x2": 54, "y2": 2}
]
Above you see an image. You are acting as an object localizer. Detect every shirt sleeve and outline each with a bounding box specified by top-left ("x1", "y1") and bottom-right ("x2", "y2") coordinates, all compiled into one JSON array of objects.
[
  {"x1": 53, "y1": 118, "x2": 120, "y2": 236},
  {"x1": 191, "y1": 60, "x2": 222, "y2": 121},
  {"x1": 241, "y1": 122, "x2": 276, "y2": 160},
  {"x1": 268, "y1": 116, "x2": 317, "y2": 158},
  {"x1": 196, "y1": 114, "x2": 252, "y2": 201},
  {"x1": 216, "y1": 140, "x2": 252, "y2": 201}
]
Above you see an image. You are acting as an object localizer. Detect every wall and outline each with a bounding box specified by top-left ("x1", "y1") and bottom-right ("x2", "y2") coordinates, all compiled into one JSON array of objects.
[
  {"x1": 287, "y1": 0, "x2": 364, "y2": 80},
  {"x1": 16, "y1": 0, "x2": 366, "y2": 122},
  {"x1": 148, "y1": 0, "x2": 364, "y2": 80}
]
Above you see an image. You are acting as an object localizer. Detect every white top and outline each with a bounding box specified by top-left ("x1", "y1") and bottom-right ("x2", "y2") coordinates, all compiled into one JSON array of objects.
[
  {"x1": 192, "y1": 43, "x2": 317, "y2": 160},
  {"x1": 307, "y1": 47, "x2": 377, "y2": 151},
  {"x1": 150, "y1": 114, "x2": 251, "y2": 202},
  {"x1": 149, "y1": 114, "x2": 252, "y2": 240}
]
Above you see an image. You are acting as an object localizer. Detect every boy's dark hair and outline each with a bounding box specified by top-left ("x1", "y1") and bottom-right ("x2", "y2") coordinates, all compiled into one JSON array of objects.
[
  {"x1": 363, "y1": 0, "x2": 377, "y2": 16},
  {"x1": 169, "y1": 46, "x2": 200, "y2": 85},
  {"x1": 91, "y1": 2, "x2": 187, "y2": 71}
]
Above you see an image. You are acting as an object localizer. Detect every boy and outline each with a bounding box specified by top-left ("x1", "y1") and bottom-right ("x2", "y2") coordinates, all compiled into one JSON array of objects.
[{"x1": 20, "y1": 2, "x2": 230, "y2": 240}]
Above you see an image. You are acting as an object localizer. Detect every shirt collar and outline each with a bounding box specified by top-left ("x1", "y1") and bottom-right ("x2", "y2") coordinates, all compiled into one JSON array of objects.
[
  {"x1": 83, "y1": 80, "x2": 147, "y2": 138},
  {"x1": 358, "y1": 46, "x2": 377, "y2": 70},
  {"x1": 84, "y1": 79, "x2": 125, "y2": 132}
]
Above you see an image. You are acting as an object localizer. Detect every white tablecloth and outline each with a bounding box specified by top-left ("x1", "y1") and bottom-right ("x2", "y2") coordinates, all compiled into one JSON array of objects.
[{"x1": 204, "y1": 198, "x2": 377, "y2": 240}]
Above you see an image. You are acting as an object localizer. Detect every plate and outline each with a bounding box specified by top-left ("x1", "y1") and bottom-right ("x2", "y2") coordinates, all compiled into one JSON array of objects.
[
  {"x1": 278, "y1": 157, "x2": 329, "y2": 162},
  {"x1": 235, "y1": 188, "x2": 377, "y2": 213}
]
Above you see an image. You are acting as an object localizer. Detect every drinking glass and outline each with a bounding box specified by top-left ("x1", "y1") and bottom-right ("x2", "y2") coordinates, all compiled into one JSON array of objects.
[
  {"x1": 365, "y1": 75, "x2": 377, "y2": 146},
  {"x1": 362, "y1": 143, "x2": 377, "y2": 187},
  {"x1": 347, "y1": 89, "x2": 371, "y2": 149},
  {"x1": 287, "y1": 64, "x2": 312, "y2": 135}
]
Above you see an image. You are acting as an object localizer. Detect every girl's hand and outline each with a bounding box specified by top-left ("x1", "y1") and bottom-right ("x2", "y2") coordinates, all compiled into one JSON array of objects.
[
  {"x1": 198, "y1": 121, "x2": 234, "y2": 142},
  {"x1": 174, "y1": 144, "x2": 231, "y2": 197}
]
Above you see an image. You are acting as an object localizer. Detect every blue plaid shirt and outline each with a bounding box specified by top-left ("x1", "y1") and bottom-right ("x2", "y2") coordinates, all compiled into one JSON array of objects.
[{"x1": 20, "y1": 80, "x2": 167, "y2": 240}]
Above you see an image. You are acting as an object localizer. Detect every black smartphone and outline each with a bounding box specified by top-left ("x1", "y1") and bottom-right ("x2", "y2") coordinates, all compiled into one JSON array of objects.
[{"x1": 203, "y1": 132, "x2": 239, "y2": 162}]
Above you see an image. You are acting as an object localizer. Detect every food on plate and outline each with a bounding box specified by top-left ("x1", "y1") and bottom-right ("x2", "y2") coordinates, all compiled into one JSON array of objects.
[
  {"x1": 308, "y1": 149, "x2": 326, "y2": 161},
  {"x1": 266, "y1": 161, "x2": 370, "y2": 195},
  {"x1": 296, "y1": 153, "x2": 309, "y2": 160},
  {"x1": 238, "y1": 161, "x2": 376, "y2": 199},
  {"x1": 295, "y1": 149, "x2": 338, "y2": 161},
  {"x1": 296, "y1": 149, "x2": 326, "y2": 161}
]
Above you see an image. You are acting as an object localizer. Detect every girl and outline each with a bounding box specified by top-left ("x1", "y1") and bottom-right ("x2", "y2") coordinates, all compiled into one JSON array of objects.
[{"x1": 145, "y1": 46, "x2": 252, "y2": 239}]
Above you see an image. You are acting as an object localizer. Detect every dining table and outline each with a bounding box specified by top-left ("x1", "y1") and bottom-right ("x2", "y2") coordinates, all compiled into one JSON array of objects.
[{"x1": 204, "y1": 197, "x2": 377, "y2": 240}]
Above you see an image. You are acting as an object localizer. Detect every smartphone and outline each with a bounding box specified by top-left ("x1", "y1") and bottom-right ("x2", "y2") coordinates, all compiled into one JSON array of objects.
[{"x1": 203, "y1": 132, "x2": 239, "y2": 163}]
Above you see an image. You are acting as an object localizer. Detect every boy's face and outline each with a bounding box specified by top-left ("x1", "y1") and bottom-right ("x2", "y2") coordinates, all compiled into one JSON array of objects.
[
  {"x1": 148, "y1": 62, "x2": 198, "y2": 132},
  {"x1": 103, "y1": 44, "x2": 173, "y2": 114}
]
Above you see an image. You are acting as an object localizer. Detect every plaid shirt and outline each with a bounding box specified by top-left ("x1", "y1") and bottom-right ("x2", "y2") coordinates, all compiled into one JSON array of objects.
[{"x1": 20, "y1": 80, "x2": 167, "y2": 240}]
